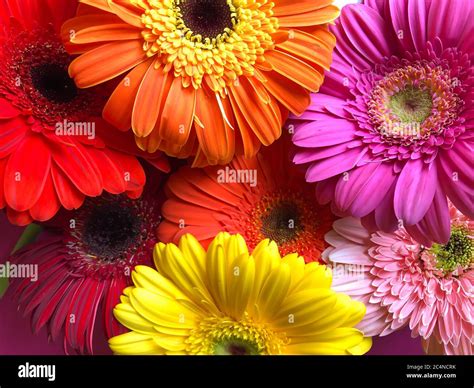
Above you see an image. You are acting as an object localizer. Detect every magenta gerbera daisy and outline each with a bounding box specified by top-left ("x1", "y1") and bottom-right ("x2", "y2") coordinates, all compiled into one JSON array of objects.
[
  {"x1": 322, "y1": 205, "x2": 473, "y2": 355},
  {"x1": 6, "y1": 191, "x2": 162, "y2": 354},
  {"x1": 290, "y1": 0, "x2": 473, "y2": 245}
]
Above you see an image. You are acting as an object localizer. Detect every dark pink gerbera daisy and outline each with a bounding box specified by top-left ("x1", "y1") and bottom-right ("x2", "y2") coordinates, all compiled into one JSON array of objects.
[
  {"x1": 290, "y1": 0, "x2": 473, "y2": 245},
  {"x1": 6, "y1": 189, "x2": 162, "y2": 354}
]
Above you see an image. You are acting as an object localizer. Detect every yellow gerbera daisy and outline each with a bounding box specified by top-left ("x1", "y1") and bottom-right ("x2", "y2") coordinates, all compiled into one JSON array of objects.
[{"x1": 109, "y1": 232, "x2": 372, "y2": 355}]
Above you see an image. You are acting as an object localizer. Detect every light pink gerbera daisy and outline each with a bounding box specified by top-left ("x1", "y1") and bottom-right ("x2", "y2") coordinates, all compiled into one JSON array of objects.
[
  {"x1": 290, "y1": 0, "x2": 473, "y2": 245},
  {"x1": 322, "y1": 205, "x2": 473, "y2": 355}
]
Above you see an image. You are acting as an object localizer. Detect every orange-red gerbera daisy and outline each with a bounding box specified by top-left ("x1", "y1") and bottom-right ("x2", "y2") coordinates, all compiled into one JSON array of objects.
[
  {"x1": 157, "y1": 138, "x2": 336, "y2": 263},
  {"x1": 63, "y1": 0, "x2": 339, "y2": 166},
  {"x1": 0, "y1": 0, "x2": 169, "y2": 226}
]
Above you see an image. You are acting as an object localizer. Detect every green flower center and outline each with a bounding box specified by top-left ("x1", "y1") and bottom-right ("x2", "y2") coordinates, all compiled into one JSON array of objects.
[
  {"x1": 388, "y1": 86, "x2": 433, "y2": 124},
  {"x1": 430, "y1": 227, "x2": 473, "y2": 273}
]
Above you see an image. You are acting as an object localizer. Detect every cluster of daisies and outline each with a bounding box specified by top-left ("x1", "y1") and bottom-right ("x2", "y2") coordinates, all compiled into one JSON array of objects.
[{"x1": 0, "y1": 0, "x2": 471, "y2": 356}]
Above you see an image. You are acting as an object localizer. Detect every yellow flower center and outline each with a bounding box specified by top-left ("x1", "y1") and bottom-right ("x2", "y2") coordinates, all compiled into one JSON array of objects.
[
  {"x1": 185, "y1": 315, "x2": 288, "y2": 355},
  {"x1": 134, "y1": 0, "x2": 279, "y2": 92}
]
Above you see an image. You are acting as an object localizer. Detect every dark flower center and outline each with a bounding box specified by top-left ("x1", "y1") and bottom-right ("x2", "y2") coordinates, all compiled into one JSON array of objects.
[
  {"x1": 30, "y1": 63, "x2": 78, "y2": 103},
  {"x1": 178, "y1": 0, "x2": 234, "y2": 39},
  {"x1": 82, "y1": 203, "x2": 142, "y2": 260},
  {"x1": 260, "y1": 201, "x2": 301, "y2": 244},
  {"x1": 214, "y1": 338, "x2": 260, "y2": 355}
]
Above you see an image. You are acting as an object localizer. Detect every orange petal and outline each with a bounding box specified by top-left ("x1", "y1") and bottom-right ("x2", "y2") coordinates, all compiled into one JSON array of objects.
[
  {"x1": 265, "y1": 50, "x2": 324, "y2": 91},
  {"x1": 257, "y1": 69, "x2": 311, "y2": 116},
  {"x1": 229, "y1": 77, "x2": 282, "y2": 146},
  {"x1": 273, "y1": 0, "x2": 334, "y2": 16},
  {"x1": 103, "y1": 58, "x2": 154, "y2": 131},
  {"x1": 158, "y1": 78, "x2": 196, "y2": 147},
  {"x1": 69, "y1": 40, "x2": 147, "y2": 88},
  {"x1": 276, "y1": 5, "x2": 339, "y2": 26},
  {"x1": 276, "y1": 28, "x2": 333, "y2": 71},
  {"x1": 67, "y1": 18, "x2": 142, "y2": 44},
  {"x1": 107, "y1": 0, "x2": 143, "y2": 28},
  {"x1": 132, "y1": 62, "x2": 172, "y2": 138},
  {"x1": 79, "y1": 0, "x2": 112, "y2": 13},
  {"x1": 194, "y1": 88, "x2": 235, "y2": 165}
]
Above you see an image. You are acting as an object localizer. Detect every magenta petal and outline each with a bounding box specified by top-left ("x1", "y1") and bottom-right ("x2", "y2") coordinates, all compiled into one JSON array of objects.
[
  {"x1": 305, "y1": 147, "x2": 367, "y2": 182},
  {"x1": 320, "y1": 56, "x2": 357, "y2": 99},
  {"x1": 407, "y1": 0, "x2": 428, "y2": 52},
  {"x1": 438, "y1": 142, "x2": 474, "y2": 219},
  {"x1": 375, "y1": 181, "x2": 399, "y2": 233},
  {"x1": 315, "y1": 176, "x2": 338, "y2": 205},
  {"x1": 459, "y1": 13, "x2": 474, "y2": 60},
  {"x1": 335, "y1": 162, "x2": 397, "y2": 217},
  {"x1": 405, "y1": 223, "x2": 433, "y2": 248},
  {"x1": 427, "y1": 0, "x2": 471, "y2": 47},
  {"x1": 407, "y1": 186, "x2": 451, "y2": 245},
  {"x1": 293, "y1": 119, "x2": 357, "y2": 148},
  {"x1": 340, "y1": 4, "x2": 394, "y2": 63},
  {"x1": 293, "y1": 140, "x2": 361, "y2": 165},
  {"x1": 394, "y1": 159, "x2": 437, "y2": 225},
  {"x1": 388, "y1": 0, "x2": 415, "y2": 52},
  {"x1": 331, "y1": 16, "x2": 372, "y2": 72}
]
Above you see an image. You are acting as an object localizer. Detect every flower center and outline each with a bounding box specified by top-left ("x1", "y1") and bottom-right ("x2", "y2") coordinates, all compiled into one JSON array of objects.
[
  {"x1": 137, "y1": 0, "x2": 277, "y2": 92},
  {"x1": 235, "y1": 189, "x2": 334, "y2": 262},
  {"x1": 260, "y1": 201, "x2": 300, "y2": 244},
  {"x1": 177, "y1": 0, "x2": 235, "y2": 41},
  {"x1": 214, "y1": 338, "x2": 260, "y2": 356},
  {"x1": 0, "y1": 25, "x2": 107, "y2": 126},
  {"x1": 388, "y1": 86, "x2": 432, "y2": 124},
  {"x1": 30, "y1": 63, "x2": 78, "y2": 103},
  {"x1": 82, "y1": 203, "x2": 142, "y2": 260},
  {"x1": 185, "y1": 316, "x2": 287, "y2": 355},
  {"x1": 430, "y1": 227, "x2": 473, "y2": 274},
  {"x1": 368, "y1": 62, "x2": 460, "y2": 145}
]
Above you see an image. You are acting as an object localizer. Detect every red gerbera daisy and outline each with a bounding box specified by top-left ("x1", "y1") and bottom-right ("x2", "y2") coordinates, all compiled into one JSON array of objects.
[
  {"x1": 0, "y1": 0, "x2": 169, "y2": 226},
  {"x1": 157, "y1": 138, "x2": 336, "y2": 263},
  {"x1": 7, "y1": 189, "x2": 162, "y2": 354}
]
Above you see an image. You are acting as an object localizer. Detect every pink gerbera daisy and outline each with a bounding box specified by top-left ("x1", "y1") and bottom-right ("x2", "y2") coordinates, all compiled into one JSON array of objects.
[
  {"x1": 6, "y1": 189, "x2": 162, "y2": 354},
  {"x1": 322, "y1": 205, "x2": 473, "y2": 355},
  {"x1": 290, "y1": 0, "x2": 473, "y2": 245}
]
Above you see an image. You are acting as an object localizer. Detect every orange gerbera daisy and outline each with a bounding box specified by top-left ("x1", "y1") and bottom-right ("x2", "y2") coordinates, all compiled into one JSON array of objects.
[
  {"x1": 62, "y1": 0, "x2": 338, "y2": 166},
  {"x1": 157, "y1": 138, "x2": 336, "y2": 263}
]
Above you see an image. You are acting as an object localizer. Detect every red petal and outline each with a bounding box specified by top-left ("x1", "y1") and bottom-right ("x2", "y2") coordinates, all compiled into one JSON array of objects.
[
  {"x1": 6, "y1": 208, "x2": 33, "y2": 226},
  {"x1": 51, "y1": 164, "x2": 86, "y2": 210},
  {"x1": 104, "y1": 148, "x2": 146, "y2": 193},
  {"x1": 52, "y1": 141, "x2": 103, "y2": 197},
  {"x1": 4, "y1": 134, "x2": 51, "y2": 212},
  {"x1": 29, "y1": 172, "x2": 61, "y2": 221},
  {"x1": 86, "y1": 148, "x2": 127, "y2": 194},
  {"x1": 0, "y1": 116, "x2": 28, "y2": 158},
  {"x1": 0, "y1": 158, "x2": 7, "y2": 208},
  {"x1": 0, "y1": 98, "x2": 20, "y2": 118}
]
